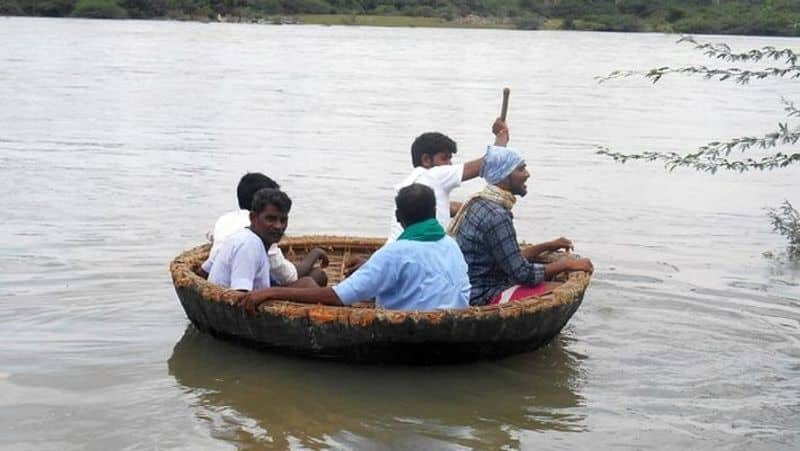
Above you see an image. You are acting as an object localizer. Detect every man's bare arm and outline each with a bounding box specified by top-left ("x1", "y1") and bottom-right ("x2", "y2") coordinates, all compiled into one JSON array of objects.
[
  {"x1": 449, "y1": 201, "x2": 463, "y2": 217},
  {"x1": 239, "y1": 287, "x2": 343, "y2": 313},
  {"x1": 522, "y1": 243, "x2": 554, "y2": 261},
  {"x1": 462, "y1": 157, "x2": 484, "y2": 181},
  {"x1": 522, "y1": 237, "x2": 574, "y2": 261},
  {"x1": 294, "y1": 247, "x2": 329, "y2": 278},
  {"x1": 544, "y1": 258, "x2": 593, "y2": 279}
]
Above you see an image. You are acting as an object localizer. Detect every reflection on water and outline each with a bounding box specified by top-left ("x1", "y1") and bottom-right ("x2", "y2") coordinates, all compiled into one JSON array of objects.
[{"x1": 168, "y1": 326, "x2": 585, "y2": 449}]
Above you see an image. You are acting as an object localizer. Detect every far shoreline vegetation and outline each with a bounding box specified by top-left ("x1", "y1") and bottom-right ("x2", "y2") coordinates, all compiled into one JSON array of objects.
[{"x1": 2, "y1": 0, "x2": 800, "y2": 36}]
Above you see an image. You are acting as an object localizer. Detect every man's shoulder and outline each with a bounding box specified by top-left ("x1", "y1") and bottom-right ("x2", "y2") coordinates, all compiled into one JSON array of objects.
[
  {"x1": 467, "y1": 198, "x2": 511, "y2": 223},
  {"x1": 213, "y1": 209, "x2": 249, "y2": 240},
  {"x1": 215, "y1": 209, "x2": 248, "y2": 225},
  {"x1": 224, "y1": 228, "x2": 263, "y2": 251},
  {"x1": 386, "y1": 236, "x2": 463, "y2": 259},
  {"x1": 426, "y1": 163, "x2": 462, "y2": 178},
  {"x1": 394, "y1": 167, "x2": 427, "y2": 191},
  {"x1": 439, "y1": 236, "x2": 468, "y2": 263},
  {"x1": 378, "y1": 239, "x2": 416, "y2": 256},
  {"x1": 379, "y1": 239, "x2": 437, "y2": 261},
  {"x1": 439, "y1": 235, "x2": 463, "y2": 251},
  {"x1": 396, "y1": 165, "x2": 461, "y2": 191},
  {"x1": 473, "y1": 197, "x2": 507, "y2": 211}
]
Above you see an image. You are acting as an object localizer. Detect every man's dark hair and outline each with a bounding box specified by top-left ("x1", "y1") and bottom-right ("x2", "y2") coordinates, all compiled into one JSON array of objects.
[
  {"x1": 237, "y1": 173, "x2": 279, "y2": 210},
  {"x1": 395, "y1": 183, "x2": 436, "y2": 226},
  {"x1": 410, "y1": 132, "x2": 457, "y2": 167},
  {"x1": 251, "y1": 188, "x2": 292, "y2": 214}
]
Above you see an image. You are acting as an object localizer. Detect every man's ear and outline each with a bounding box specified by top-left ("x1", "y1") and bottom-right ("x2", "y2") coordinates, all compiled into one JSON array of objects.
[
  {"x1": 420, "y1": 153, "x2": 433, "y2": 168},
  {"x1": 496, "y1": 176, "x2": 512, "y2": 191},
  {"x1": 249, "y1": 210, "x2": 256, "y2": 222}
]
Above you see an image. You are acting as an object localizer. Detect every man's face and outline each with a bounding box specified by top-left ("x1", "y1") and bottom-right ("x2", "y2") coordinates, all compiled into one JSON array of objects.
[
  {"x1": 250, "y1": 204, "x2": 288, "y2": 245},
  {"x1": 432, "y1": 151, "x2": 453, "y2": 166},
  {"x1": 421, "y1": 151, "x2": 453, "y2": 168},
  {"x1": 509, "y1": 163, "x2": 530, "y2": 197}
]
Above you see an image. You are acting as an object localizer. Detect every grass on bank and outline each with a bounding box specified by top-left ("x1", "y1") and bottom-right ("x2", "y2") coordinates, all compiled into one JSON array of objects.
[{"x1": 297, "y1": 14, "x2": 515, "y2": 29}]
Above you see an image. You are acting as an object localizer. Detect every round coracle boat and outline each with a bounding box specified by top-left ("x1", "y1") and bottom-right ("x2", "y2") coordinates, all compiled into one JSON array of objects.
[{"x1": 170, "y1": 235, "x2": 592, "y2": 364}]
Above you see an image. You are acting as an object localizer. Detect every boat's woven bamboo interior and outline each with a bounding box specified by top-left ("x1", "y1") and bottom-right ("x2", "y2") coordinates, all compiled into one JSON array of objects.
[{"x1": 170, "y1": 235, "x2": 591, "y2": 317}]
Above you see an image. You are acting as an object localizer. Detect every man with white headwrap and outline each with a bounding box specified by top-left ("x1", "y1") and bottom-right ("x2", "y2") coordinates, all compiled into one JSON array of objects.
[{"x1": 448, "y1": 146, "x2": 594, "y2": 306}]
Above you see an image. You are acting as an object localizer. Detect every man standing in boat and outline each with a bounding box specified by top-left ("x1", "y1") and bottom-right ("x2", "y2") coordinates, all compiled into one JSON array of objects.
[
  {"x1": 203, "y1": 187, "x2": 322, "y2": 292},
  {"x1": 449, "y1": 146, "x2": 594, "y2": 306},
  {"x1": 206, "y1": 172, "x2": 328, "y2": 287},
  {"x1": 239, "y1": 183, "x2": 471, "y2": 312}
]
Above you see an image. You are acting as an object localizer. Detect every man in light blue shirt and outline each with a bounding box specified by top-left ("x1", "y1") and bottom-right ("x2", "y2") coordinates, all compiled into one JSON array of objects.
[{"x1": 239, "y1": 184, "x2": 471, "y2": 312}]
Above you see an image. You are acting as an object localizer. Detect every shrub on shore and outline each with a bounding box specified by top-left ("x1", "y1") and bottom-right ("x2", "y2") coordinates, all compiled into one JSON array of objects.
[
  {"x1": 71, "y1": 0, "x2": 126, "y2": 18},
  {"x1": 0, "y1": 0, "x2": 23, "y2": 14},
  {"x1": 514, "y1": 13, "x2": 544, "y2": 30}
]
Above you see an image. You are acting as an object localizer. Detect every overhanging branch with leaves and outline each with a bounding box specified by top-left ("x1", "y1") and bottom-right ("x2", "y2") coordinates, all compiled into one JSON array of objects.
[{"x1": 596, "y1": 36, "x2": 799, "y2": 173}]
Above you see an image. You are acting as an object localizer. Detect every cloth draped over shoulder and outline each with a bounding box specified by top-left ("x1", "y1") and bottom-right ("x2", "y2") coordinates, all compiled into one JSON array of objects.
[{"x1": 448, "y1": 184, "x2": 516, "y2": 236}]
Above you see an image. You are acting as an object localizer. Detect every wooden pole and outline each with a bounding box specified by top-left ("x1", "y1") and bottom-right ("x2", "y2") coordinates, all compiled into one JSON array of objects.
[{"x1": 500, "y1": 87, "x2": 510, "y2": 122}]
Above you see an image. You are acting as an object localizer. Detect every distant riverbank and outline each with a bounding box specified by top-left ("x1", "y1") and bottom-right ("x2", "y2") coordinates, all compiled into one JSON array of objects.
[
  {"x1": 205, "y1": 14, "x2": 519, "y2": 30},
  {"x1": 3, "y1": 0, "x2": 800, "y2": 36}
]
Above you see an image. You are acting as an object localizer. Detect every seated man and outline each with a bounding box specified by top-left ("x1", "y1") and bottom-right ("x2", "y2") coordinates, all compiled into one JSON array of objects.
[
  {"x1": 449, "y1": 146, "x2": 594, "y2": 306},
  {"x1": 208, "y1": 172, "x2": 327, "y2": 286},
  {"x1": 239, "y1": 183, "x2": 470, "y2": 313},
  {"x1": 203, "y1": 188, "x2": 321, "y2": 291},
  {"x1": 386, "y1": 118, "x2": 509, "y2": 242}
]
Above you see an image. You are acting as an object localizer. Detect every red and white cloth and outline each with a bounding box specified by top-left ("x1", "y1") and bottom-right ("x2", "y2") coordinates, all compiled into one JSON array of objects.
[{"x1": 489, "y1": 282, "x2": 551, "y2": 305}]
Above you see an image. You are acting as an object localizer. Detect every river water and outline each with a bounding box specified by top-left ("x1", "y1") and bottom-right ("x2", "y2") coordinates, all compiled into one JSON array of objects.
[{"x1": 1, "y1": 17, "x2": 799, "y2": 450}]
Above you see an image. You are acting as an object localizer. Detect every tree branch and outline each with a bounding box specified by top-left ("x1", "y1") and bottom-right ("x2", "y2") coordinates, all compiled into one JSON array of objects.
[
  {"x1": 597, "y1": 36, "x2": 800, "y2": 85},
  {"x1": 597, "y1": 64, "x2": 800, "y2": 84},
  {"x1": 784, "y1": 97, "x2": 800, "y2": 117},
  {"x1": 596, "y1": 121, "x2": 800, "y2": 172},
  {"x1": 597, "y1": 36, "x2": 800, "y2": 173},
  {"x1": 677, "y1": 35, "x2": 799, "y2": 66}
]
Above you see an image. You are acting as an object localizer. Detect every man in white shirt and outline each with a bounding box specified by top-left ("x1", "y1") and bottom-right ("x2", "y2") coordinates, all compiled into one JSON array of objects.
[
  {"x1": 204, "y1": 188, "x2": 310, "y2": 291},
  {"x1": 386, "y1": 118, "x2": 510, "y2": 241},
  {"x1": 207, "y1": 173, "x2": 328, "y2": 287}
]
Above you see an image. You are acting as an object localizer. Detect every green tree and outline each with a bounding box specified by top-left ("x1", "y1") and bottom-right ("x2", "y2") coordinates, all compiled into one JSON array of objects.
[
  {"x1": 597, "y1": 36, "x2": 800, "y2": 259},
  {"x1": 0, "y1": 0, "x2": 25, "y2": 14},
  {"x1": 119, "y1": 0, "x2": 167, "y2": 17}
]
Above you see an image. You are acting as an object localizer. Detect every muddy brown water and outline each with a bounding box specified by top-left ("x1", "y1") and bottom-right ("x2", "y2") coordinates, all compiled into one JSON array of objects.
[{"x1": 1, "y1": 17, "x2": 798, "y2": 450}]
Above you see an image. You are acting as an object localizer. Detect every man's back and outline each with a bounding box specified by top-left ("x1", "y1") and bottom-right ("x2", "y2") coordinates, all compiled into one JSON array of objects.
[{"x1": 333, "y1": 236, "x2": 470, "y2": 310}]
